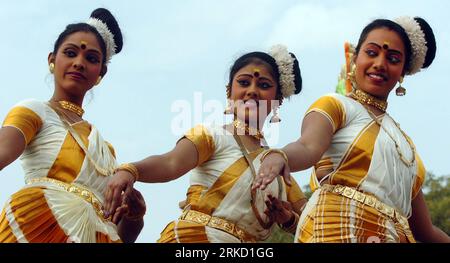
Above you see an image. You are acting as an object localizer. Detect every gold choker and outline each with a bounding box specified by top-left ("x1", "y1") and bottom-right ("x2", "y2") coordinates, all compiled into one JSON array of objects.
[
  {"x1": 58, "y1": 100, "x2": 84, "y2": 117},
  {"x1": 232, "y1": 119, "x2": 263, "y2": 140},
  {"x1": 349, "y1": 89, "x2": 387, "y2": 112}
]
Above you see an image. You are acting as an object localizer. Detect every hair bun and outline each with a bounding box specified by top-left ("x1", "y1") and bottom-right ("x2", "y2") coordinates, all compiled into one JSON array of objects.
[
  {"x1": 268, "y1": 45, "x2": 302, "y2": 98},
  {"x1": 90, "y1": 8, "x2": 123, "y2": 54},
  {"x1": 414, "y1": 17, "x2": 436, "y2": 68},
  {"x1": 289, "y1": 53, "x2": 302, "y2": 94}
]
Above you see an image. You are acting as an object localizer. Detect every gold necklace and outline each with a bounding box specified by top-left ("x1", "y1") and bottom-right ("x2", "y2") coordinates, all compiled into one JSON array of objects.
[
  {"x1": 349, "y1": 88, "x2": 388, "y2": 112},
  {"x1": 232, "y1": 119, "x2": 264, "y2": 140},
  {"x1": 364, "y1": 105, "x2": 416, "y2": 167},
  {"x1": 48, "y1": 102, "x2": 115, "y2": 176},
  {"x1": 58, "y1": 100, "x2": 84, "y2": 117}
]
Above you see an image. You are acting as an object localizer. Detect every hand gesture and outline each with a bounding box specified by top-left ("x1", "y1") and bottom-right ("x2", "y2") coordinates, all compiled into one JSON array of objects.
[
  {"x1": 104, "y1": 169, "x2": 135, "y2": 220},
  {"x1": 252, "y1": 151, "x2": 291, "y2": 191},
  {"x1": 112, "y1": 188, "x2": 146, "y2": 224},
  {"x1": 264, "y1": 195, "x2": 294, "y2": 225}
]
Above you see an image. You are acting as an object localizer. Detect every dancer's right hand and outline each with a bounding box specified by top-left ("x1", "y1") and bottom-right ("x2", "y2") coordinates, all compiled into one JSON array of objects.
[
  {"x1": 104, "y1": 170, "x2": 135, "y2": 220},
  {"x1": 252, "y1": 151, "x2": 291, "y2": 191}
]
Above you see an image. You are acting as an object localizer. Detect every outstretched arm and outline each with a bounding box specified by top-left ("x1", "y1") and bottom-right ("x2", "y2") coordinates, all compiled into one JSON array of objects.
[
  {"x1": 409, "y1": 191, "x2": 450, "y2": 242},
  {"x1": 284, "y1": 111, "x2": 334, "y2": 172},
  {"x1": 104, "y1": 138, "x2": 199, "y2": 217},
  {"x1": 253, "y1": 112, "x2": 334, "y2": 190},
  {"x1": 134, "y1": 138, "x2": 199, "y2": 183},
  {"x1": 0, "y1": 127, "x2": 26, "y2": 171}
]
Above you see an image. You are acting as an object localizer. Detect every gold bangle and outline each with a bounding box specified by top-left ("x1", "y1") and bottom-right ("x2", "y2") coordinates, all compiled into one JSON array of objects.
[
  {"x1": 115, "y1": 163, "x2": 140, "y2": 182},
  {"x1": 260, "y1": 149, "x2": 289, "y2": 165}
]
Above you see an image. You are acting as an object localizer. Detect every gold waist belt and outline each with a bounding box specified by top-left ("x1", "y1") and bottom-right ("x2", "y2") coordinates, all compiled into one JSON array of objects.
[
  {"x1": 179, "y1": 209, "x2": 256, "y2": 242},
  {"x1": 26, "y1": 177, "x2": 108, "y2": 221},
  {"x1": 322, "y1": 184, "x2": 409, "y2": 228}
]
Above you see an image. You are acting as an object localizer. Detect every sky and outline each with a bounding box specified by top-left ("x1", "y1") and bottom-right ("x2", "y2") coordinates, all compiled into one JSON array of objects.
[{"x1": 0, "y1": 0, "x2": 449, "y2": 243}]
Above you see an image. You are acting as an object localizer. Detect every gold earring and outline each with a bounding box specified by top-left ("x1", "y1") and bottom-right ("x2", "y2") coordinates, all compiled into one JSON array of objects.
[
  {"x1": 395, "y1": 76, "x2": 406, "y2": 96},
  {"x1": 226, "y1": 85, "x2": 231, "y2": 98},
  {"x1": 95, "y1": 76, "x2": 102, "y2": 86},
  {"x1": 224, "y1": 99, "x2": 233, "y2": 115},
  {"x1": 347, "y1": 63, "x2": 356, "y2": 81},
  {"x1": 347, "y1": 63, "x2": 357, "y2": 88},
  {"x1": 224, "y1": 85, "x2": 233, "y2": 114},
  {"x1": 270, "y1": 106, "x2": 281, "y2": 123},
  {"x1": 49, "y1": 63, "x2": 55, "y2": 74}
]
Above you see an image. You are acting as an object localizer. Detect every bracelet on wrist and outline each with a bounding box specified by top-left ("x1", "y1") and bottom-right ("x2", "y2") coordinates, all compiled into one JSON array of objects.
[
  {"x1": 260, "y1": 149, "x2": 289, "y2": 165},
  {"x1": 115, "y1": 163, "x2": 140, "y2": 182}
]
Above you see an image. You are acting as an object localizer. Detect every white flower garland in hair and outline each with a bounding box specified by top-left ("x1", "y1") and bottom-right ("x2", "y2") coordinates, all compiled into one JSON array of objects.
[
  {"x1": 269, "y1": 44, "x2": 296, "y2": 99},
  {"x1": 394, "y1": 16, "x2": 428, "y2": 75},
  {"x1": 87, "y1": 18, "x2": 117, "y2": 64}
]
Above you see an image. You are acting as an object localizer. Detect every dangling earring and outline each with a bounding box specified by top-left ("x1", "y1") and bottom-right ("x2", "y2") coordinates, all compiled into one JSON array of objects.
[
  {"x1": 395, "y1": 76, "x2": 406, "y2": 96},
  {"x1": 347, "y1": 63, "x2": 356, "y2": 80},
  {"x1": 347, "y1": 63, "x2": 356, "y2": 88},
  {"x1": 224, "y1": 99, "x2": 233, "y2": 114},
  {"x1": 95, "y1": 76, "x2": 102, "y2": 86},
  {"x1": 270, "y1": 106, "x2": 281, "y2": 123},
  {"x1": 224, "y1": 85, "x2": 233, "y2": 114},
  {"x1": 49, "y1": 63, "x2": 55, "y2": 74}
]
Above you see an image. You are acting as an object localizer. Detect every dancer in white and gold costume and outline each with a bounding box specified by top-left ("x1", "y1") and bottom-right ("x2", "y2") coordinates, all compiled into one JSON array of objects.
[
  {"x1": 254, "y1": 17, "x2": 449, "y2": 243},
  {"x1": 105, "y1": 46, "x2": 306, "y2": 243},
  {"x1": 0, "y1": 8, "x2": 145, "y2": 243}
]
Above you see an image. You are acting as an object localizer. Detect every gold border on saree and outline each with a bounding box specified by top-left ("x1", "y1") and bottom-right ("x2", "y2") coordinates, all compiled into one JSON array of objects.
[
  {"x1": 179, "y1": 209, "x2": 256, "y2": 242},
  {"x1": 26, "y1": 177, "x2": 109, "y2": 221}
]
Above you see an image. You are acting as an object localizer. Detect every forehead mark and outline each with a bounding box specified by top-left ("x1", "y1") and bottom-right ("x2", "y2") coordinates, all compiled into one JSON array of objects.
[
  {"x1": 253, "y1": 68, "x2": 260, "y2": 77},
  {"x1": 80, "y1": 40, "x2": 88, "y2": 50}
]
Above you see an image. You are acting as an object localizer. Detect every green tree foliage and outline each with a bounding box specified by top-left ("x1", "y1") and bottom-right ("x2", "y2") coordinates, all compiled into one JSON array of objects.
[
  {"x1": 303, "y1": 185, "x2": 312, "y2": 200},
  {"x1": 422, "y1": 173, "x2": 450, "y2": 235},
  {"x1": 263, "y1": 224, "x2": 294, "y2": 243}
]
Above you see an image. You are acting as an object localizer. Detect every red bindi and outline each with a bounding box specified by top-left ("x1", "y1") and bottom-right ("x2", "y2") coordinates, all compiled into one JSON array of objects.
[
  {"x1": 253, "y1": 68, "x2": 260, "y2": 77},
  {"x1": 80, "y1": 41, "x2": 87, "y2": 50}
]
